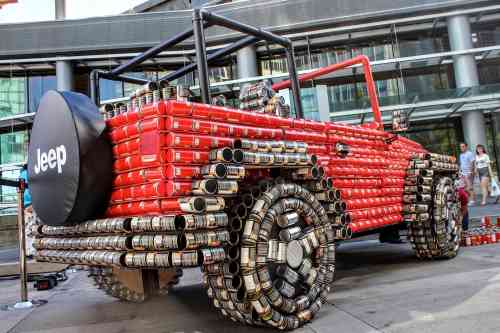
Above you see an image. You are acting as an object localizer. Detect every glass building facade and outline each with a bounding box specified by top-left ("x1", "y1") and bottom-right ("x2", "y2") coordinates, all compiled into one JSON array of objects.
[{"x1": 0, "y1": 75, "x2": 55, "y2": 208}]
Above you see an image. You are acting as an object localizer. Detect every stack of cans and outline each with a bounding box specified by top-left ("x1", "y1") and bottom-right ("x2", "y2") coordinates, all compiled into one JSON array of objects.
[
  {"x1": 239, "y1": 81, "x2": 290, "y2": 117},
  {"x1": 462, "y1": 217, "x2": 500, "y2": 247}
]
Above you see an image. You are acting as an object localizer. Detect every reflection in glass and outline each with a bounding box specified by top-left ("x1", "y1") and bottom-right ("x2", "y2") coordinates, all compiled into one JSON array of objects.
[
  {"x1": 29, "y1": 76, "x2": 56, "y2": 113},
  {"x1": 0, "y1": 77, "x2": 26, "y2": 117}
]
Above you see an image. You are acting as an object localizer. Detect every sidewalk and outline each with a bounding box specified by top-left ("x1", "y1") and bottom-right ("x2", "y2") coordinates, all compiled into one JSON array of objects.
[{"x1": 468, "y1": 199, "x2": 500, "y2": 219}]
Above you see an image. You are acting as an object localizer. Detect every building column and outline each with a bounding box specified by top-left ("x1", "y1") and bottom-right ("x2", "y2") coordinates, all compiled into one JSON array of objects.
[
  {"x1": 56, "y1": 61, "x2": 74, "y2": 91},
  {"x1": 55, "y1": 0, "x2": 65, "y2": 20},
  {"x1": 236, "y1": 45, "x2": 258, "y2": 81},
  {"x1": 447, "y1": 14, "x2": 487, "y2": 149},
  {"x1": 316, "y1": 85, "x2": 330, "y2": 122}
]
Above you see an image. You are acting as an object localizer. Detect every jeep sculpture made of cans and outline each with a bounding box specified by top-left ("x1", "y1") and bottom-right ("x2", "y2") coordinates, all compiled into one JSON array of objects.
[{"x1": 29, "y1": 10, "x2": 461, "y2": 331}]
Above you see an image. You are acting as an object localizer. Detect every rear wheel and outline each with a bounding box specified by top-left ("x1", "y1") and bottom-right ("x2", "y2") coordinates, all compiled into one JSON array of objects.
[{"x1": 202, "y1": 183, "x2": 335, "y2": 329}]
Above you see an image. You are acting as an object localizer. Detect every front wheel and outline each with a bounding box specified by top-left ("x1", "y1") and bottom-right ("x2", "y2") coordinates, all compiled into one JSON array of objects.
[{"x1": 407, "y1": 175, "x2": 461, "y2": 259}]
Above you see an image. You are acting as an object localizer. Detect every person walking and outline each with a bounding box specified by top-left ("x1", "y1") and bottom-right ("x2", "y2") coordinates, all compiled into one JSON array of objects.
[
  {"x1": 474, "y1": 144, "x2": 493, "y2": 206},
  {"x1": 459, "y1": 142, "x2": 475, "y2": 205}
]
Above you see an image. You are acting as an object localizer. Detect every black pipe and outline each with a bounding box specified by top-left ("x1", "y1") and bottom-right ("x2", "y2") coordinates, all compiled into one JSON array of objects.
[
  {"x1": 201, "y1": 10, "x2": 290, "y2": 47},
  {"x1": 158, "y1": 35, "x2": 259, "y2": 83},
  {"x1": 193, "y1": 9, "x2": 210, "y2": 104},
  {"x1": 90, "y1": 70, "x2": 99, "y2": 105},
  {"x1": 99, "y1": 71, "x2": 149, "y2": 85},
  {"x1": 286, "y1": 47, "x2": 303, "y2": 119},
  {"x1": 110, "y1": 27, "x2": 196, "y2": 76}
]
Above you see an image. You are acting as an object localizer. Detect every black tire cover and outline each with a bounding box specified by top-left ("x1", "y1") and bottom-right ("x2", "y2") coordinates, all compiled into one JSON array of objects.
[{"x1": 28, "y1": 91, "x2": 113, "y2": 226}]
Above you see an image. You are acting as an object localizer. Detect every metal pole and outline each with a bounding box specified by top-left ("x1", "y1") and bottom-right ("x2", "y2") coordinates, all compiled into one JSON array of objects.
[
  {"x1": 99, "y1": 71, "x2": 150, "y2": 85},
  {"x1": 159, "y1": 36, "x2": 259, "y2": 83},
  {"x1": 193, "y1": 9, "x2": 210, "y2": 104},
  {"x1": 16, "y1": 180, "x2": 27, "y2": 302},
  {"x1": 90, "y1": 70, "x2": 98, "y2": 104},
  {"x1": 111, "y1": 27, "x2": 197, "y2": 76},
  {"x1": 286, "y1": 47, "x2": 303, "y2": 119},
  {"x1": 201, "y1": 10, "x2": 290, "y2": 47}
]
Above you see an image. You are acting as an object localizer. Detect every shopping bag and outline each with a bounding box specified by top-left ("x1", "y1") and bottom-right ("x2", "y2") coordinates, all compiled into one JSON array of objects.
[{"x1": 491, "y1": 178, "x2": 500, "y2": 197}]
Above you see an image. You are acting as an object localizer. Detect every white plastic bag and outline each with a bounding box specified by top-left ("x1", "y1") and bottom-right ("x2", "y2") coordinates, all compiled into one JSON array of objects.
[{"x1": 491, "y1": 178, "x2": 500, "y2": 197}]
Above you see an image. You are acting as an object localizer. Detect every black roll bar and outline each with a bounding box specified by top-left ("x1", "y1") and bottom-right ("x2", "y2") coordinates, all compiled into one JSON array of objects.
[
  {"x1": 93, "y1": 9, "x2": 304, "y2": 118},
  {"x1": 159, "y1": 35, "x2": 258, "y2": 83}
]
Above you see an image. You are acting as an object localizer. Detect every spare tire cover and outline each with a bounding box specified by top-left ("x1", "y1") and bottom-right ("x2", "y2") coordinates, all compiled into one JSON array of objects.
[{"x1": 28, "y1": 91, "x2": 113, "y2": 226}]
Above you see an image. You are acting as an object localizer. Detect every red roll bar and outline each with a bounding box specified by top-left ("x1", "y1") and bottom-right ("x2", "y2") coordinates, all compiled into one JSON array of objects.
[{"x1": 272, "y1": 55, "x2": 382, "y2": 130}]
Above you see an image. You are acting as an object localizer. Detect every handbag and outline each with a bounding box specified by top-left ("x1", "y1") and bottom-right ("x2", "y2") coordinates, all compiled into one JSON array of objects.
[{"x1": 491, "y1": 178, "x2": 500, "y2": 197}]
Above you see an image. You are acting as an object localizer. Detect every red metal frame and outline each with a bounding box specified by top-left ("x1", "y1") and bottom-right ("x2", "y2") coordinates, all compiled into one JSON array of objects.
[{"x1": 272, "y1": 55, "x2": 383, "y2": 130}]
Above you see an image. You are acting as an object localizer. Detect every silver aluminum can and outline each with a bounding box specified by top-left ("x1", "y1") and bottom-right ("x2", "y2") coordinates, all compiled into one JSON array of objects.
[
  {"x1": 130, "y1": 216, "x2": 152, "y2": 232},
  {"x1": 225, "y1": 165, "x2": 245, "y2": 179},
  {"x1": 266, "y1": 288, "x2": 284, "y2": 308},
  {"x1": 276, "y1": 264, "x2": 300, "y2": 284},
  {"x1": 257, "y1": 266, "x2": 272, "y2": 291},
  {"x1": 296, "y1": 295, "x2": 310, "y2": 312},
  {"x1": 217, "y1": 180, "x2": 239, "y2": 195},
  {"x1": 279, "y1": 226, "x2": 302, "y2": 242},
  {"x1": 299, "y1": 235, "x2": 313, "y2": 256},
  {"x1": 304, "y1": 268, "x2": 318, "y2": 287},
  {"x1": 256, "y1": 241, "x2": 269, "y2": 265},
  {"x1": 240, "y1": 245, "x2": 255, "y2": 269},
  {"x1": 277, "y1": 212, "x2": 300, "y2": 228},
  {"x1": 305, "y1": 228, "x2": 319, "y2": 249},
  {"x1": 267, "y1": 239, "x2": 278, "y2": 262},
  {"x1": 298, "y1": 258, "x2": 312, "y2": 277},
  {"x1": 155, "y1": 253, "x2": 170, "y2": 267},
  {"x1": 273, "y1": 279, "x2": 295, "y2": 298},
  {"x1": 297, "y1": 309, "x2": 313, "y2": 323},
  {"x1": 151, "y1": 215, "x2": 176, "y2": 231},
  {"x1": 242, "y1": 272, "x2": 261, "y2": 300},
  {"x1": 276, "y1": 241, "x2": 287, "y2": 263},
  {"x1": 146, "y1": 252, "x2": 156, "y2": 267},
  {"x1": 281, "y1": 297, "x2": 297, "y2": 314},
  {"x1": 251, "y1": 296, "x2": 271, "y2": 319}
]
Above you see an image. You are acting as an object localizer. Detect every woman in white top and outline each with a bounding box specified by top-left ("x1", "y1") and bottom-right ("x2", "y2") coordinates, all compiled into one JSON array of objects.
[{"x1": 475, "y1": 144, "x2": 493, "y2": 205}]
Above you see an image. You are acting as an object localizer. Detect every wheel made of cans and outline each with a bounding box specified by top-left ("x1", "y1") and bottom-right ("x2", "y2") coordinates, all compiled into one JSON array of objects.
[
  {"x1": 203, "y1": 183, "x2": 335, "y2": 329},
  {"x1": 408, "y1": 176, "x2": 461, "y2": 259},
  {"x1": 90, "y1": 266, "x2": 182, "y2": 302}
]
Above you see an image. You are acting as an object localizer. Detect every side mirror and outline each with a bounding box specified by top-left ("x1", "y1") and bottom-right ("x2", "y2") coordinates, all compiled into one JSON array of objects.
[{"x1": 392, "y1": 109, "x2": 409, "y2": 132}]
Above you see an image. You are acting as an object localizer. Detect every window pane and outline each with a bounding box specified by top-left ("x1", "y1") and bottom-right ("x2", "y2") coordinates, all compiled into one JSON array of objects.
[
  {"x1": 0, "y1": 77, "x2": 26, "y2": 117},
  {"x1": 29, "y1": 76, "x2": 56, "y2": 113},
  {"x1": 100, "y1": 79, "x2": 124, "y2": 101},
  {"x1": 0, "y1": 131, "x2": 28, "y2": 165},
  {"x1": 0, "y1": 168, "x2": 20, "y2": 205}
]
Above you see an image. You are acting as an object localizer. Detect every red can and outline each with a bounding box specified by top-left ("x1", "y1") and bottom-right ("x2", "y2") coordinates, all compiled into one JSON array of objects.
[
  {"x1": 161, "y1": 198, "x2": 182, "y2": 213},
  {"x1": 139, "y1": 100, "x2": 167, "y2": 120},
  {"x1": 165, "y1": 100, "x2": 193, "y2": 117},
  {"x1": 192, "y1": 102, "x2": 212, "y2": 119},
  {"x1": 165, "y1": 149, "x2": 210, "y2": 164}
]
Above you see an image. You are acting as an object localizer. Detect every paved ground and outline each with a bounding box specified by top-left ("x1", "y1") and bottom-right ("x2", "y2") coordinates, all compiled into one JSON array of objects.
[
  {"x1": 469, "y1": 201, "x2": 500, "y2": 219},
  {"x1": 0, "y1": 240, "x2": 499, "y2": 333},
  {"x1": 0, "y1": 248, "x2": 18, "y2": 264}
]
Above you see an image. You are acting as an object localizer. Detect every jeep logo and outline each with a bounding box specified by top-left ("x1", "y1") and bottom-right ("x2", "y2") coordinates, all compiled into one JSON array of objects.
[{"x1": 33, "y1": 145, "x2": 67, "y2": 174}]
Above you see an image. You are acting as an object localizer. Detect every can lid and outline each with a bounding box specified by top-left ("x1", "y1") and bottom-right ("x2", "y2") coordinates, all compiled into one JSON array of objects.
[{"x1": 286, "y1": 240, "x2": 304, "y2": 269}]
